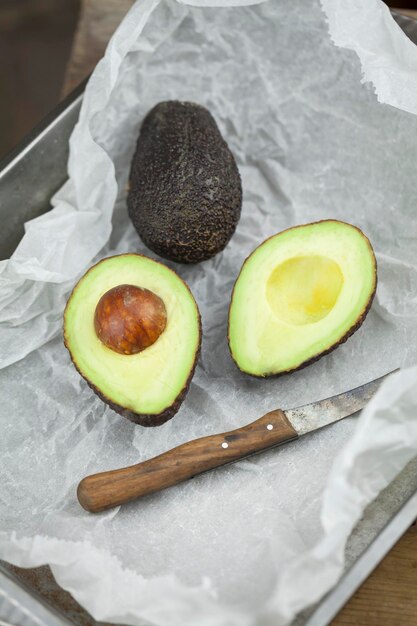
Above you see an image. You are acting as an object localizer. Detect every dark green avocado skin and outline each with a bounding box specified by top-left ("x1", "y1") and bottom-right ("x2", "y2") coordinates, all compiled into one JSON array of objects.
[{"x1": 127, "y1": 101, "x2": 242, "y2": 264}]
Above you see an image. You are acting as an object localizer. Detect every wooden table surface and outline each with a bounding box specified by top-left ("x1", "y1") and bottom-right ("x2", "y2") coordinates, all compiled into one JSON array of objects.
[{"x1": 63, "y1": 3, "x2": 417, "y2": 625}]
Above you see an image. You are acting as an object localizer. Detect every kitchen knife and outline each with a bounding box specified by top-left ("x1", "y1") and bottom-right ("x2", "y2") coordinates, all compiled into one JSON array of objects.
[{"x1": 78, "y1": 370, "x2": 395, "y2": 512}]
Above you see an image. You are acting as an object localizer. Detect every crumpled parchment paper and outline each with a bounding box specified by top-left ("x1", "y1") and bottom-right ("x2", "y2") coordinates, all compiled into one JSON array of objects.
[{"x1": 1, "y1": 1, "x2": 417, "y2": 625}]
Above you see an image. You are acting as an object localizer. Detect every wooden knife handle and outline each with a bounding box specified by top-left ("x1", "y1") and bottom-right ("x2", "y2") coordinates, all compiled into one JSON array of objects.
[{"x1": 77, "y1": 409, "x2": 298, "y2": 513}]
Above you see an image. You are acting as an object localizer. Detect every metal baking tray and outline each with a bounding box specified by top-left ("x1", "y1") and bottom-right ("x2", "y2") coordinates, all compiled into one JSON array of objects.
[{"x1": 1, "y1": 12, "x2": 417, "y2": 626}]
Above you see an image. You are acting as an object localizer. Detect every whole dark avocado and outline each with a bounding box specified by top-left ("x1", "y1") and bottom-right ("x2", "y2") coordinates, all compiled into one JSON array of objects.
[{"x1": 127, "y1": 101, "x2": 242, "y2": 264}]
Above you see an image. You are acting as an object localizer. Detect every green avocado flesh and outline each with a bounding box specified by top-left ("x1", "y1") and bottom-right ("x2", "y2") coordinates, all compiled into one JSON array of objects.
[
  {"x1": 64, "y1": 254, "x2": 201, "y2": 426},
  {"x1": 228, "y1": 221, "x2": 377, "y2": 377}
]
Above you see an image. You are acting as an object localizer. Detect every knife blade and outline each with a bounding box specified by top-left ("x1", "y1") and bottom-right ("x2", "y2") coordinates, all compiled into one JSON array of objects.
[
  {"x1": 285, "y1": 370, "x2": 394, "y2": 436},
  {"x1": 78, "y1": 369, "x2": 396, "y2": 513}
]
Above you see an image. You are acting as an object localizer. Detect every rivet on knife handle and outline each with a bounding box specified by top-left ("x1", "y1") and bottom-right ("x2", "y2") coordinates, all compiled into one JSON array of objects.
[{"x1": 77, "y1": 410, "x2": 298, "y2": 513}]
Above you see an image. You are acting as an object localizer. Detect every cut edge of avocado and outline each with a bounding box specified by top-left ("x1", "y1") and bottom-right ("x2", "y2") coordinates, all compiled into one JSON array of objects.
[
  {"x1": 64, "y1": 253, "x2": 202, "y2": 427},
  {"x1": 81, "y1": 360, "x2": 201, "y2": 427},
  {"x1": 227, "y1": 220, "x2": 377, "y2": 378}
]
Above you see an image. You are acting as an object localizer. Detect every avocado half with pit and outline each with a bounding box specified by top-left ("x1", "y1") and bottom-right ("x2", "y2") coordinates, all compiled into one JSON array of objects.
[
  {"x1": 228, "y1": 220, "x2": 377, "y2": 377},
  {"x1": 64, "y1": 254, "x2": 201, "y2": 426}
]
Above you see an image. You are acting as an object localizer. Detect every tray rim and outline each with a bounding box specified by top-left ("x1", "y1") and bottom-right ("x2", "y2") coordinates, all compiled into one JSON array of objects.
[
  {"x1": 304, "y1": 485, "x2": 417, "y2": 625},
  {"x1": 0, "y1": 564, "x2": 74, "y2": 626},
  {"x1": 0, "y1": 79, "x2": 86, "y2": 182},
  {"x1": 1, "y1": 11, "x2": 417, "y2": 626}
]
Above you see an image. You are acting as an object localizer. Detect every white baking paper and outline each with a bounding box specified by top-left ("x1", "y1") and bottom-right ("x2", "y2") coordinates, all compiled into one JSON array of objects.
[
  {"x1": 1, "y1": 1, "x2": 417, "y2": 625},
  {"x1": 321, "y1": 0, "x2": 417, "y2": 116}
]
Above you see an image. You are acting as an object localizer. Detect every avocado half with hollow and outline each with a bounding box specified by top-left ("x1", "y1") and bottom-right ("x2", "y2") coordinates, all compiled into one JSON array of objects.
[
  {"x1": 64, "y1": 254, "x2": 201, "y2": 426},
  {"x1": 228, "y1": 220, "x2": 377, "y2": 377}
]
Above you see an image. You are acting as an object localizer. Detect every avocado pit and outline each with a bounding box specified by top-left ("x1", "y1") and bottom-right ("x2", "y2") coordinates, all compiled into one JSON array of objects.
[{"x1": 94, "y1": 284, "x2": 167, "y2": 355}]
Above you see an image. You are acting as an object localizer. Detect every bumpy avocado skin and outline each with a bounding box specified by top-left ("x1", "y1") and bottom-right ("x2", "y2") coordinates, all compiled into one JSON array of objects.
[{"x1": 127, "y1": 101, "x2": 242, "y2": 264}]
